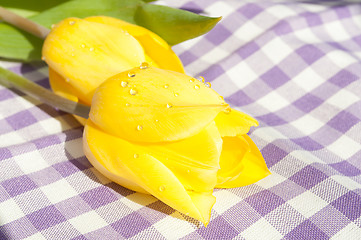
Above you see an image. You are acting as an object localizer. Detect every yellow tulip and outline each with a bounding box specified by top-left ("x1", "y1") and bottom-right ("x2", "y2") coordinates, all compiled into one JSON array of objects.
[
  {"x1": 42, "y1": 16, "x2": 184, "y2": 106},
  {"x1": 83, "y1": 66, "x2": 270, "y2": 225}
]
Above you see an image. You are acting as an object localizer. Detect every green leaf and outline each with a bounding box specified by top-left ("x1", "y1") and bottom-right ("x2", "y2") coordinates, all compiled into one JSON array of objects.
[
  {"x1": 134, "y1": 4, "x2": 221, "y2": 46},
  {"x1": 0, "y1": 0, "x2": 220, "y2": 62}
]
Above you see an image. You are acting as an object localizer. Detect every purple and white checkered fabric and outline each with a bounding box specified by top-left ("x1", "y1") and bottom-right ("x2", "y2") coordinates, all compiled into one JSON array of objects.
[{"x1": 1, "y1": 0, "x2": 361, "y2": 239}]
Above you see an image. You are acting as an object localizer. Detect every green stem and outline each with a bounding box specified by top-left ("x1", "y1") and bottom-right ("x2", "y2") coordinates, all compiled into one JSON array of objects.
[
  {"x1": 0, "y1": 7, "x2": 50, "y2": 39},
  {"x1": 0, "y1": 66, "x2": 90, "y2": 118}
]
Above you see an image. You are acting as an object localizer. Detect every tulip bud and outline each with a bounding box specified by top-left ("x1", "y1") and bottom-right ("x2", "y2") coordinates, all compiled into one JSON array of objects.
[{"x1": 83, "y1": 66, "x2": 270, "y2": 225}]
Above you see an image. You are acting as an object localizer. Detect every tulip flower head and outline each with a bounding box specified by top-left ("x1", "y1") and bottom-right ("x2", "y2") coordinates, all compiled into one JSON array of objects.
[{"x1": 83, "y1": 65, "x2": 270, "y2": 225}]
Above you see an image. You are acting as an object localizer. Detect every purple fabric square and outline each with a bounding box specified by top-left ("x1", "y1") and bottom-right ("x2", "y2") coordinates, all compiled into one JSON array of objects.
[
  {"x1": 33, "y1": 135, "x2": 61, "y2": 149},
  {"x1": 180, "y1": 2, "x2": 203, "y2": 14},
  {"x1": 301, "y1": 12, "x2": 323, "y2": 27},
  {"x1": 0, "y1": 89, "x2": 14, "y2": 101},
  {"x1": 179, "y1": 51, "x2": 198, "y2": 65},
  {"x1": 53, "y1": 161, "x2": 81, "y2": 177},
  {"x1": 28, "y1": 167, "x2": 62, "y2": 186},
  {"x1": 270, "y1": 180, "x2": 306, "y2": 201},
  {"x1": 261, "y1": 143, "x2": 288, "y2": 167},
  {"x1": 226, "y1": 90, "x2": 253, "y2": 106},
  {"x1": 335, "y1": 6, "x2": 351, "y2": 19},
  {"x1": 257, "y1": 113, "x2": 287, "y2": 126},
  {"x1": 274, "y1": 20, "x2": 293, "y2": 35},
  {"x1": 36, "y1": 78, "x2": 51, "y2": 89},
  {"x1": 289, "y1": 165, "x2": 328, "y2": 189},
  {"x1": 27, "y1": 205, "x2": 66, "y2": 231},
  {"x1": 80, "y1": 186, "x2": 118, "y2": 209},
  {"x1": 1, "y1": 217, "x2": 37, "y2": 239},
  {"x1": 291, "y1": 136, "x2": 323, "y2": 151},
  {"x1": 0, "y1": 148, "x2": 12, "y2": 161},
  {"x1": 329, "y1": 70, "x2": 358, "y2": 88},
  {"x1": 293, "y1": 93, "x2": 323, "y2": 113},
  {"x1": 2, "y1": 175, "x2": 37, "y2": 197},
  {"x1": 245, "y1": 190, "x2": 285, "y2": 215},
  {"x1": 331, "y1": 191, "x2": 361, "y2": 221},
  {"x1": 328, "y1": 111, "x2": 359, "y2": 133},
  {"x1": 197, "y1": 216, "x2": 239, "y2": 239},
  {"x1": 238, "y1": 3, "x2": 263, "y2": 19},
  {"x1": 71, "y1": 236, "x2": 88, "y2": 240},
  {"x1": 84, "y1": 225, "x2": 122, "y2": 240},
  {"x1": 285, "y1": 220, "x2": 329, "y2": 240},
  {"x1": 206, "y1": 24, "x2": 232, "y2": 45},
  {"x1": 296, "y1": 45, "x2": 324, "y2": 65},
  {"x1": 111, "y1": 212, "x2": 151, "y2": 238},
  {"x1": 237, "y1": 42, "x2": 259, "y2": 59},
  {"x1": 354, "y1": 35, "x2": 361, "y2": 47},
  {"x1": 261, "y1": 66, "x2": 290, "y2": 89},
  {"x1": 330, "y1": 161, "x2": 361, "y2": 176},
  {"x1": 6, "y1": 110, "x2": 37, "y2": 130},
  {"x1": 199, "y1": 64, "x2": 224, "y2": 82},
  {"x1": 55, "y1": 196, "x2": 91, "y2": 219}
]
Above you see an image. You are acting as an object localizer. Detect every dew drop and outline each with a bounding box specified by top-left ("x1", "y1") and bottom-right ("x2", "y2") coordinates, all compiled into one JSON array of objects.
[
  {"x1": 166, "y1": 103, "x2": 173, "y2": 108},
  {"x1": 89, "y1": 47, "x2": 94, "y2": 52},
  {"x1": 205, "y1": 82, "x2": 211, "y2": 88},
  {"x1": 134, "y1": 154, "x2": 139, "y2": 158},
  {"x1": 137, "y1": 125, "x2": 143, "y2": 131},
  {"x1": 65, "y1": 78, "x2": 70, "y2": 83},
  {"x1": 189, "y1": 79, "x2": 194, "y2": 83},
  {"x1": 196, "y1": 76, "x2": 205, "y2": 83},
  {"x1": 41, "y1": 56, "x2": 46, "y2": 61},
  {"x1": 121, "y1": 81, "x2": 128, "y2": 87},
  {"x1": 164, "y1": 84, "x2": 169, "y2": 89},
  {"x1": 155, "y1": 119, "x2": 159, "y2": 123},
  {"x1": 194, "y1": 85, "x2": 200, "y2": 90},
  {"x1": 186, "y1": 169, "x2": 191, "y2": 174},
  {"x1": 128, "y1": 72, "x2": 136, "y2": 77},
  {"x1": 125, "y1": 103, "x2": 131, "y2": 107},
  {"x1": 223, "y1": 106, "x2": 232, "y2": 114},
  {"x1": 71, "y1": 53, "x2": 75, "y2": 57},
  {"x1": 130, "y1": 88, "x2": 138, "y2": 95},
  {"x1": 139, "y1": 62, "x2": 149, "y2": 69},
  {"x1": 69, "y1": 21, "x2": 75, "y2": 25},
  {"x1": 81, "y1": 44, "x2": 85, "y2": 48},
  {"x1": 159, "y1": 185, "x2": 165, "y2": 192},
  {"x1": 174, "y1": 93, "x2": 179, "y2": 97}
]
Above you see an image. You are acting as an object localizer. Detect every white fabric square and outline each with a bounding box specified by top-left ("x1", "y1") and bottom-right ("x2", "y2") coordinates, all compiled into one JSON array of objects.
[
  {"x1": 256, "y1": 172, "x2": 287, "y2": 189},
  {"x1": 288, "y1": 191, "x2": 328, "y2": 218},
  {"x1": 227, "y1": 61, "x2": 258, "y2": 89},
  {"x1": 253, "y1": 127, "x2": 287, "y2": 143},
  {"x1": 41, "y1": 179, "x2": 78, "y2": 204},
  {"x1": 327, "y1": 89, "x2": 359, "y2": 110},
  {"x1": 325, "y1": 21, "x2": 353, "y2": 41},
  {"x1": 200, "y1": 47, "x2": 229, "y2": 66},
  {"x1": 15, "y1": 151, "x2": 48, "y2": 174},
  {"x1": 327, "y1": 50, "x2": 358, "y2": 68},
  {"x1": 258, "y1": 91, "x2": 289, "y2": 112},
  {"x1": 153, "y1": 212, "x2": 195, "y2": 239},
  {"x1": 69, "y1": 211, "x2": 108, "y2": 234},
  {"x1": 207, "y1": 1, "x2": 234, "y2": 17},
  {"x1": 327, "y1": 136, "x2": 360, "y2": 159},
  {"x1": 241, "y1": 218, "x2": 283, "y2": 240},
  {"x1": 213, "y1": 190, "x2": 241, "y2": 214},
  {"x1": 65, "y1": 138, "x2": 84, "y2": 158},
  {"x1": 291, "y1": 115, "x2": 324, "y2": 135},
  {"x1": 24, "y1": 233, "x2": 47, "y2": 240},
  {"x1": 294, "y1": 28, "x2": 322, "y2": 44},
  {"x1": 0, "y1": 199, "x2": 25, "y2": 225},
  {"x1": 293, "y1": 67, "x2": 324, "y2": 91},
  {"x1": 262, "y1": 37, "x2": 294, "y2": 64},
  {"x1": 234, "y1": 21, "x2": 263, "y2": 43},
  {"x1": 331, "y1": 175, "x2": 361, "y2": 191},
  {"x1": 266, "y1": 4, "x2": 297, "y2": 19}
]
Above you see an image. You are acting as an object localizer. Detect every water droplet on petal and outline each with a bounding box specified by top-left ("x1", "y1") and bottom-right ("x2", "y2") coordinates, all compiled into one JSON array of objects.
[
  {"x1": 189, "y1": 79, "x2": 194, "y2": 83},
  {"x1": 137, "y1": 125, "x2": 143, "y2": 131},
  {"x1": 89, "y1": 47, "x2": 94, "y2": 51},
  {"x1": 187, "y1": 169, "x2": 191, "y2": 174},
  {"x1": 128, "y1": 72, "x2": 136, "y2": 77},
  {"x1": 65, "y1": 78, "x2": 70, "y2": 83},
  {"x1": 71, "y1": 53, "x2": 75, "y2": 57},
  {"x1": 166, "y1": 103, "x2": 173, "y2": 108},
  {"x1": 159, "y1": 185, "x2": 165, "y2": 192},
  {"x1": 194, "y1": 85, "x2": 200, "y2": 90},
  {"x1": 174, "y1": 93, "x2": 179, "y2": 97},
  {"x1": 140, "y1": 62, "x2": 149, "y2": 69},
  {"x1": 130, "y1": 89, "x2": 138, "y2": 95},
  {"x1": 164, "y1": 84, "x2": 169, "y2": 89},
  {"x1": 196, "y1": 76, "x2": 205, "y2": 83},
  {"x1": 121, "y1": 81, "x2": 128, "y2": 87},
  {"x1": 155, "y1": 119, "x2": 159, "y2": 123},
  {"x1": 126, "y1": 103, "x2": 131, "y2": 107},
  {"x1": 41, "y1": 56, "x2": 46, "y2": 61},
  {"x1": 223, "y1": 106, "x2": 232, "y2": 114},
  {"x1": 69, "y1": 21, "x2": 75, "y2": 25},
  {"x1": 134, "y1": 154, "x2": 139, "y2": 158},
  {"x1": 81, "y1": 44, "x2": 85, "y2": 48},
  {"x1": 205, "y1": 82, "x2": 211, "y2": 88}
]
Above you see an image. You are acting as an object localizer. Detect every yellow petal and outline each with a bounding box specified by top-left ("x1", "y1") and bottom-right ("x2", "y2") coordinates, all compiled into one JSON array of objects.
[
  {"x1": 216, "y1": 135, "x2": 270, "y2": 188},
  {"x1": 85, "y1": 16, "x2": 185, "y2": 73},
  {"x1": 84, "y1": 120, "x2": 222, "y2": 225},
  {"x1": 215, "y1": 108, "x2": 259, "y2": 137},
  {"x1": 43, "y1": 17, "x2": 147, "y2": 104},
  {"x1": 90, "y1": 67, "x2": 227, "y2": 142}
]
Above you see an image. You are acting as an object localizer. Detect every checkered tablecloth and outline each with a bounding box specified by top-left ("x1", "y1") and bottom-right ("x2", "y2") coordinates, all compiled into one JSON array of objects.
[{"x1": 1, "y1": 0, "x2": 361, "y2": 239}]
